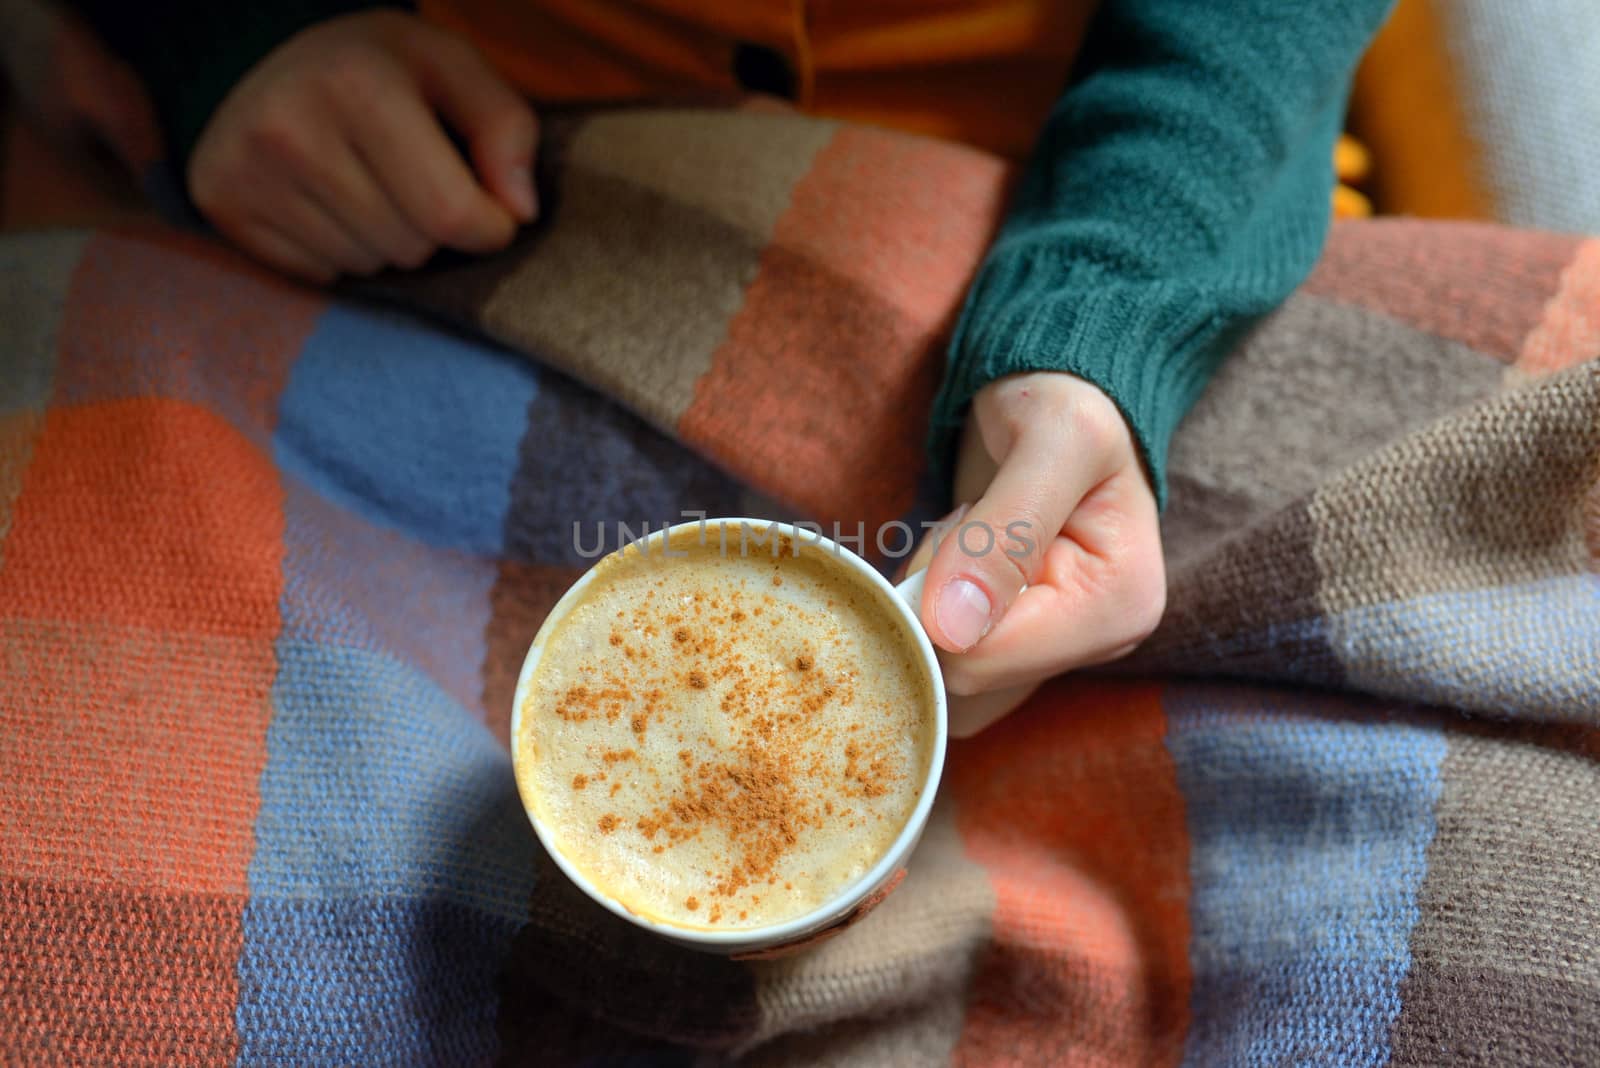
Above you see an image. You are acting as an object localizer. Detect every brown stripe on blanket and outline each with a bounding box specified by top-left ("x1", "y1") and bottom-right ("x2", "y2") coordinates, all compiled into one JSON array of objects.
[
  {"x1": 490, "y1": 111, "x2": 835, "y2": 433},
  {"x1": 366, "y1": 110, "x2": 835, "y2": 436},
  {"x1": 1392, "y1": 969, "x2": 1600, "y2": 1068},
  {"x1": 1302, "y1": 221, "x2": 1580, "y2": 362},
  {"x1": 1163, "y1": 293, "x2": 1505, "y2": 571},
  {"x1": 738, "y1": 797, "x2": 992, "y2": 1062},
  {"x1": 738, "y1": 982, "x2": 974, "y2": 1068},
  {"x1": 350, "y1": 113, "x2": 590, "y2": 327},
  {"x1": 1125, "y1": 499, "x2": 1343, "y2": 688},
  {"x1": 563, "y1": 110, "x2": 838, "y2": 233},
  {"x1": 1310, "y1": 364, "x2": 1600, "y2": 613},
  {"x1": 1587, "y1": 470, "x2": 1600, "y2": 569},
  {"x1": 1388, "y1": 731, "x2": 1600, "y2": 1066},
  {"x1": 475, "y1": 168, "x2": 764, "y2": 432},
  {"x1": 0, "y1": 879, "x2": 245, "y2": 1065}
]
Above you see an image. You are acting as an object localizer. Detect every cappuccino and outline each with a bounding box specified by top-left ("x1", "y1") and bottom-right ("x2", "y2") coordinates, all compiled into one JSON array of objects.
[{"x1": 515, "y1": 526, "x2": 936, "y2": 930}]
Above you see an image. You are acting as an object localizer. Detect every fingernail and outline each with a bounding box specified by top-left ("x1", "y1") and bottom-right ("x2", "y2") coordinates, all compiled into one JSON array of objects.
[
  {"x1": 936, "y1": 577, "x2": 992, "y2": 652},
  {"x1": 509, "y1": 165, "x2": 537, "y2": 220}
]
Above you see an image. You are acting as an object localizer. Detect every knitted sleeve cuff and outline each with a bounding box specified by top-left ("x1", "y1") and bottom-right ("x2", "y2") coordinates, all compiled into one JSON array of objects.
[{"x1": 929, "y1": 250, "x2": 1237, "y2": 510}]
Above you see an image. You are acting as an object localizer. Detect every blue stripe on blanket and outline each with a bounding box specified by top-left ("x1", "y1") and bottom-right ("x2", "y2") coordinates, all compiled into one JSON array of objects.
[
  {"x1": 273, "y1": 305, "x2": 539, "y2": 555},
  {"x1": 1165, "y1": 685, "x2": 1446, "y2": 1067},
  {"x1": 236, "y1": 897, "x2": 522, "y2": 1065},
  {"x1": 238, "y1": 640, "x2": 536, "y2": 1061},
  {"x1": 1330, "y1": 576, "x2": 1600, "y2": 717},
  {"x1": 278, "y1": 474, "x2": 499, "y2": 717}
]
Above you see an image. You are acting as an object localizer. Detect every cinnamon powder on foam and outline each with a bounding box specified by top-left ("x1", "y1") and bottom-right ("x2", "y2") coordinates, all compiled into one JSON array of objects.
[{"x1": 519, "y1": 533, "x2": 932, "y2": 930}]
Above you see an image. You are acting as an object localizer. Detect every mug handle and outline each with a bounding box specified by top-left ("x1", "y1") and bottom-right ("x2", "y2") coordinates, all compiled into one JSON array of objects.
[{"x1": 893, "y1": 569, "x2": 927, "y2": 618}]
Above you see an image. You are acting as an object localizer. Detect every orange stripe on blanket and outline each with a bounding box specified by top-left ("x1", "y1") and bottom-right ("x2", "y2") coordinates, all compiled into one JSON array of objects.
[
  {"x1": 1516, "y1": 239, "x2": 1600, "y2": 379},
  {"x1": 679, "y1": 126, "x2": 1010, "y2": 529},
  {"x1": 0, "y1": 409, "x2": 47, "y2": 568},
  {"x1": 0, "y1": 399, "x2": 284, "y2": 1059},
  {"x1": 946, "y1": 678, "x2": 1191, "y2": 1067},
  {"x1": 0, "y1": 399, "x2": 286, "y2": 637},
  {"x1": 1, "y1": 880, "x2": 249, "y2": 1065},
  {"x1": 0, "y1": 399, "x2": 282, "y2": 890}
]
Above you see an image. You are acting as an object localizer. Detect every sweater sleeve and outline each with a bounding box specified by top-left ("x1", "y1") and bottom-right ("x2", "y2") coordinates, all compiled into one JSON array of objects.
[
  {"x1": 71, "y1": 0, "x2": 405, "y2": 169},
  {"x1": 930, "y1": 0, "x2": 1395, "y2": 506}
]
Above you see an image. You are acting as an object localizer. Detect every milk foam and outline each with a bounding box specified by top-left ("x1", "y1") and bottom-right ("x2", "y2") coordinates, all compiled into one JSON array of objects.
[{"x1": 516, "y1": 529, "x2": 934, "y2": 930}]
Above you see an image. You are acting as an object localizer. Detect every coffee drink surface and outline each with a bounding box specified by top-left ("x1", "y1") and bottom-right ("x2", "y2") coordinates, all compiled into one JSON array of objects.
[{"x1": 516, "y1": 528, "x2": 935, "y2": 930}]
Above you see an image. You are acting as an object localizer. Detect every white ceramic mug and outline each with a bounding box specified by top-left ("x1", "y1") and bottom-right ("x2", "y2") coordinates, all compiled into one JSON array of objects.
[{"x1": 510, "y1": 517, "x2": 947, "y2": 956}]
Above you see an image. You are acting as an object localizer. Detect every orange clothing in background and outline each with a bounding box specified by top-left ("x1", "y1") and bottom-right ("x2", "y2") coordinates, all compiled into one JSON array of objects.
[
  {"x1": 418, "y1": 0, "x2": 1096, "y2": 159},
  {"x1": 1349, "y1": 0, "x2": 1490, "y2": 220}
]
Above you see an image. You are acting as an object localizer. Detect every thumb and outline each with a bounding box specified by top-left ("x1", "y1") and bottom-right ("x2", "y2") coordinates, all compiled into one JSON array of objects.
[
  {"x1": 920, "y1": 427, "x2": 1096, "y2": 653},
  {"x1": 401, "y1": 27, "x2": 539, "y2": 221}
]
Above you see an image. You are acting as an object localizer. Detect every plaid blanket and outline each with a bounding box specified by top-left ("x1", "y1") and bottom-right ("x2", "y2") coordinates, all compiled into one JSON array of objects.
[{"x1": 2, "y1": 108, "x2": 1597, "y2": 1066}]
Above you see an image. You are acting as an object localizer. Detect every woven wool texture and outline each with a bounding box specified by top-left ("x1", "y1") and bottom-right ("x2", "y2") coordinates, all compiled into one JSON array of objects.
[{"x1": 2, "y1": 109, "x2": 1598, "y2": 1065}]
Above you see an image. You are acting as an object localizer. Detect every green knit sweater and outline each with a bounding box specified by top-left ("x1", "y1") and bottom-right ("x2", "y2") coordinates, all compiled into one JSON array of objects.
[
  {"x1": 934, "y1": 0, "x2": 1394, "y2": 503},
  {"x1": 77, "y1": 0, "x2": 1395, "y2": 504}
]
